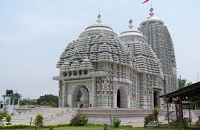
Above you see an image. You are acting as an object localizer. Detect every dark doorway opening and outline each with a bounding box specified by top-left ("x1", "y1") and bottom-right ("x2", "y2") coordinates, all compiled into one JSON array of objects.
[
  {"x1": 117, "y1": 89, "x2": 121, "y2": 108},
  {"x1": 154, "y1": 91, "x2": 158, "y2": 108}
]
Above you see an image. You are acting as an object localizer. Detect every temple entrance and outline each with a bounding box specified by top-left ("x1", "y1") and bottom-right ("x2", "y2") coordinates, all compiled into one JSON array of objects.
[
  {"x1": 117, "y1": 89, "x2": 121, "y2": 108},
  {"x1": 72, "y1": 85, "x2": 89, "y2": 108},
  {"x1": 116, "y1": 86, "x2": 127, "y2": 108},
  {"x1": 153, "y1": 89, "x2": 160, "y2": 108}
]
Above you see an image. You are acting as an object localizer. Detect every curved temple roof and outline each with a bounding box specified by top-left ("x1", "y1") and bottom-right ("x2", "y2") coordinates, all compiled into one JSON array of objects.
[
  {"x1": 57, "y1": 15, "x2": 137, "y2": 71},
  {"x1": 119, "y1": 20, "x2": 163, "y2": 75}
]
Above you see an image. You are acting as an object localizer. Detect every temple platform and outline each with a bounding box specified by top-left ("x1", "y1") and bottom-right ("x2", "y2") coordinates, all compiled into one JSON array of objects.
[{"x1": 11, "y1": 107, "x2": 168, "y2": 125}]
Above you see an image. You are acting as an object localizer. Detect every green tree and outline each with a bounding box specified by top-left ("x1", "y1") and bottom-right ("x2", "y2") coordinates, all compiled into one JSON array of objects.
[
  {"x1": 186, "y1": 82, "x2": 193, "y2": 86},
  {"x1": 178, "y1": 79, "x2": 187, "y2": 89},
  {"x1": 37, "y1": 94, "x2": 58, "y2": 107},
  {"x1": 20, "y1": 99, "x2": 37, "y2": 105},
  {"x1": 178, "y1": 78, "x2": 193, "y2": 89},
  {"x1": 12, "y1": 93, "x2": 21, "y2": 99}
]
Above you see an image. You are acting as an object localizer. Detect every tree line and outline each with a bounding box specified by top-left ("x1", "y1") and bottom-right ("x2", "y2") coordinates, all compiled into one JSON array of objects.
[{"x1": 20, "y1": 94, "x2": 58, "y2": 108}]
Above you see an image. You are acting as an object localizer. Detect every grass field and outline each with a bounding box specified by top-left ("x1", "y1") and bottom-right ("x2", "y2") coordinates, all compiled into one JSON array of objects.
[{"x1": 5, "y1": 126, "x2": 182, "y2": 130}]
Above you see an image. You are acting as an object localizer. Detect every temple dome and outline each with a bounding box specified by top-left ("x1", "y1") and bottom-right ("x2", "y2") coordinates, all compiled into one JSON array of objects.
[
  {"x1": 119, "y1": 20, "x2": 163, "y2": 75},
  {"x1": 85, "y1": 23, "x2": 113, "y2": 32},
  {"x1": 57, "y1": 16, "x2": 137, "y2": 70},
  {"x1": 119, "y1": 29, "x2": 144, "y2": 37},
  {"x1": 79, "y1": 14, "x2": 117, "y2": 38},
  {"x1": 140, "y1": 8, "x2": 164, "y2": 26},
  {"x1": 119, "y1": 20, "x2": 145, "y2": 38}
]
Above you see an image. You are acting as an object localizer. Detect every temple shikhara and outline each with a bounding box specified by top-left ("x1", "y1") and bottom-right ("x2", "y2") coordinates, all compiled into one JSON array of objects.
[{"x1": 53, "y1": 8, "x2": 178, "y2": 109}]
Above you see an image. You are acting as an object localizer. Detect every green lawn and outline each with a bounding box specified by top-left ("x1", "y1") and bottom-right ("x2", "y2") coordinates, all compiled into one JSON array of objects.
[{"x1": 5, "y1": 126, "x2": 183, "y2": 130}]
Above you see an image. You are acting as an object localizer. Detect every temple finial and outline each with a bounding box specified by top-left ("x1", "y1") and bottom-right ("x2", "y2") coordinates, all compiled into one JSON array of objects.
[
  {"x1": 149, "y1": 8, "x2": 154, "y2": 17},
  {"x1": 96, "y1": 14, "x2": 102, "y2": 23},
  {"x1": 128, "y1": 19, "x2": 133, "y2": 29}
]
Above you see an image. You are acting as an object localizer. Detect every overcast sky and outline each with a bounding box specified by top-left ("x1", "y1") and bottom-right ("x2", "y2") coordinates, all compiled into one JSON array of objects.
[{"x1": 0, "y1": 0, "x2": 200, "y2": 99}]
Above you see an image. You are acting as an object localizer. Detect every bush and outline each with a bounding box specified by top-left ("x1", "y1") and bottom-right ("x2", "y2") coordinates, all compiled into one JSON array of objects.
[
  {"x1": 34, "y1": 114, "x2": 44, "y2": 128},
  {"x1": 169, "y1": 119, "x2": 188, "y2": 128},
  {"x1": 70, "y1": 114, "x2": 88, "y2": 126},
  {"x1": 6, "y1": 115, "x2": 11, "y2": 123},
  {"x1": 196, "y1": 120, "x2": 200, "y2": 128},
  {"x1": 113, "y1": 117, "x2": 121, "y2": 128},
  {"x1": 0, "y1": 123, "x2": 71, "y2": 129},
  {"x1": 2, "y1": 124, "x2": 30, "y2": 129},
  {"x1": 152, "y1": 108, "x2": 159, "y2": 122},
  {"x1": 49, "y1": 126, "x2": 54, "y2": 130},
  {"x1": 144, "y1": 114, "x2": 154, "y2": 127},
  {"x1": 0, "y1": 111, "x2": 7, "y2": 117},
  {"x1": 144, "y1": 108, "x2": 159, "y2": 127},
  {"x1": 0, "y1": 115, "x2": 3, "y2": 120}
]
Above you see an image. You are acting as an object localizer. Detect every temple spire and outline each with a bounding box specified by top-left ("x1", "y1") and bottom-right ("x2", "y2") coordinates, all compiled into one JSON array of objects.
[
  {"x1": 96, "y1": 14, "x2": 102, "y2": 24},
  {"x1": 149, "y1": 8, "x2": 154, "y2": 17},
  {"x1": 128, "y1": 19, "x2": 133, "y2": 29}
]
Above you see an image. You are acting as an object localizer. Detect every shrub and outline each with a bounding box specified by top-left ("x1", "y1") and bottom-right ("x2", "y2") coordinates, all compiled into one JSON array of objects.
[
  {"x1": 169, "y1": 119, "x2": 188, "y2": 128},
  {"x1": 144, "y1": 114, "x2": 154, "y2": 127},
  {"x1": 34, "y1": 114, "x2": 44, "y2": 128},
  {"x1": 152, "y1": 108, "x2": 159, "y2": 122},
  {"x1": 2, "y1": 124, "x2": 30, "y2": 129},
  {"x1": 0, "y1": 111, "x2": 6, "y2": 117},
  {"x1": 196, "y1": 120, "x2": 200, "y2": 128},
  {"x1": 113, "y1": 117, "x2": 121, "y2": 128},
  {"x1": 0, "y1": 115, "x2": 3, "y2": 120},
  {"x1": 6, "y1": 115, "x2": 11, "y2": 123},
  {"x1": 49, "y1": 126, "x2": 54, "y2": 130},
  {"x1": 70, "y1": 114, "x2": 88, "y2": 126},
  {"x1": 144, "y1": 108, "x2": 159, "y2": 127}
]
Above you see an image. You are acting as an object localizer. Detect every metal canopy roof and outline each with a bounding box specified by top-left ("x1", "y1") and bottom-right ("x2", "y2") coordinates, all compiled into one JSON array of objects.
[{"x1": 160, "y1": 82, "x2": 200, "y2": 102}]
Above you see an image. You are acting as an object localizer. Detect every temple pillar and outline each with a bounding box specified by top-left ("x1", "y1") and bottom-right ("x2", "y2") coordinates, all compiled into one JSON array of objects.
[
  {"x1": 127, "y1": 95, "x2": 130, "y2": 108},
  {"x1": 91, "y1": 77, "x2": 95, "y2": 107},
  {"x1": 62, "y1": 84, "x2": 68, "y2": 107},
  {"x1": 68, "y1": 93, "x2": 72, "y2": 108}
]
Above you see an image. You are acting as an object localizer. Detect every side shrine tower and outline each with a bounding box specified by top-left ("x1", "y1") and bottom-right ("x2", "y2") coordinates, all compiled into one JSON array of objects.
[{"x1": 139, "y1": 8, "x2": 178, "y2": 93}]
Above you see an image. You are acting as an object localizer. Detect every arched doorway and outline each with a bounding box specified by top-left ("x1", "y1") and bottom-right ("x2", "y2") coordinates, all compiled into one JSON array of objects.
[
  {"x1": 153, "y1": 89, "x2": 160, "y2": 108},
  {"x1": 116, "y1": 86, "x2": 128, "y2": 108},
  {"x1": 72, "y1": 85, "x2": 89, "y2": 108}
]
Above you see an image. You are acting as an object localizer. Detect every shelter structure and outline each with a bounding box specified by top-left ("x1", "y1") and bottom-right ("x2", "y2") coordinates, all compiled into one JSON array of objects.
[{"x1": 160, "y1": 82, "x2": 200, "y2": 123}]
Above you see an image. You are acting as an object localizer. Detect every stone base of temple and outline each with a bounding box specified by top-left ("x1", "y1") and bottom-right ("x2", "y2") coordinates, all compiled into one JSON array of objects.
[
  {"x1": 11, "y1": 107, "x2": 169, "y2": 125},
  {"x1": 77, "y1": 108, "x2": 167, "y2": 124}
]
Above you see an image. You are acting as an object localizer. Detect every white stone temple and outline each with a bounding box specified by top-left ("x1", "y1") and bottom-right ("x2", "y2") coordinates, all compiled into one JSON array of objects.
[{"x1": 53, "y1": 9, "x2": 178, "y2": 109}]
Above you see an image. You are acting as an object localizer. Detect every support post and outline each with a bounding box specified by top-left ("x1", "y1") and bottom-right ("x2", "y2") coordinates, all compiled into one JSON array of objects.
[
  {"x1": 176, "y1": 99, "x2": 183, "y2": 121},
  {"x1": 188, "y1": 100, "x2": 191, "y2": 125},
  {"x1": 175, "y1": 101, "x2": 178, "y2": 120},
  {"x1": 30, "y1": 117, "x2": 32, "y2": 126},
  {"x1": 166, "y1": 98, "x2": 170, "y2": 123}
]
